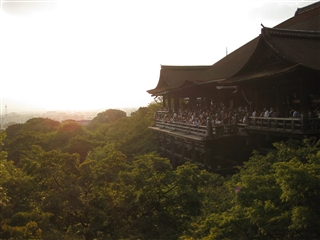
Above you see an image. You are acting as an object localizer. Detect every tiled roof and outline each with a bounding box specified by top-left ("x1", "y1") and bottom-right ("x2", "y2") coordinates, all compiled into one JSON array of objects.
[
  {"x1": 147, "y1": 65, "x2": 211, "y2": 95},
  {"x1": 262, "y1": 27, "x2": 320, "y2": 70},
  {"x1": 275, "y1": 1, "x2": 320, "y2": 31},
  {"x1": 147, "y1": 2, "x2": 320, "y2": 96}
]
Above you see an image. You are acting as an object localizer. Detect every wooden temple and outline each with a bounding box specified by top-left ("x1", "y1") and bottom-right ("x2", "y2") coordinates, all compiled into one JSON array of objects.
[{"x1": 147, "y1": 2, "x2": 320, "y2": 172}]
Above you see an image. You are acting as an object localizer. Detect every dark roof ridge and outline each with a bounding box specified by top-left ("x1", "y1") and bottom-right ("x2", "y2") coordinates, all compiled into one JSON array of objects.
[
  {"x1": 295, "y1": 1, "x2": 320, "y2": 16},
  {"x1": 160, "y1": 65, "x2": 211, "y2": 70},
  {"x1": 262, "y1": 27, "x2": 320, "y2": 39}
]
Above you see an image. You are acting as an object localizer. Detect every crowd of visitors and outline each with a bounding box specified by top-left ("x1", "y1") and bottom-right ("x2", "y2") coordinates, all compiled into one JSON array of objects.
[{"x1": 154, "y1": 102, "x2": 320, "y2": 127}]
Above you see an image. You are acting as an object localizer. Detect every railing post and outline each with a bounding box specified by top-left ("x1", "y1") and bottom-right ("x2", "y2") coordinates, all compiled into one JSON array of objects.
[
  {"x1": 233, "y1": 115, "x2": 238, "y2": 133},
  {"x1": 301, "y1": 114, "x2": 306, "y2": 131},
  {"x1": 171, "y1": 136, "x2": 177, "y2": 169},
  {"x1": 206, "y1": 117, "x2": 213, "y2": 138}
]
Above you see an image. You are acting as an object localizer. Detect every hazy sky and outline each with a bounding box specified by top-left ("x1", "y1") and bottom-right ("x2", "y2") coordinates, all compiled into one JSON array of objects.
[{"x1": 0, "y1": 0, "x2": 318, "y2": 112}]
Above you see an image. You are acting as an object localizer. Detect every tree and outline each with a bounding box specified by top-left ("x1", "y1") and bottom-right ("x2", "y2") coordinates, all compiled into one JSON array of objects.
[
  {"x1": 110, "y1": 154, "x2": 209, "y2": 239},
  {"x1": 182, "y1": 138, "x2": 320, "y2": 239},
  {"x1": 95, "y1": 104, "x2": 159, "y2": 158},
  {"x1": 18, "y1": 145, "x2": 86, "y2": 239},
  {"x1": 87, "y1": 109, "x2": 127, "y2": 131},
  {"x1": 21, "y1": 118, "x2": 60, "y2": 133},
  {"x1": 0, "y1": 133, "x2": 44, "y2": 239},
  {"x1": 65, "y1": 135, "x2": 98, "y2": 162},
  {"x1": 4, "y1": 118, "x2": 60, "y2": 164}
]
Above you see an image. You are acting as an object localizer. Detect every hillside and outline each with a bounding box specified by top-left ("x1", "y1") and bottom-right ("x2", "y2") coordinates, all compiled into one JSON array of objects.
[{"x1": 1, "y1": 103, "x2": 319, "y2": 239}]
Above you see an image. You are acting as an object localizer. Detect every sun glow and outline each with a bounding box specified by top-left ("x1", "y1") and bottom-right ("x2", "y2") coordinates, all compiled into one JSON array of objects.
[{"x1": 1, "y1": 0, "x2": 316, "y2": 112}]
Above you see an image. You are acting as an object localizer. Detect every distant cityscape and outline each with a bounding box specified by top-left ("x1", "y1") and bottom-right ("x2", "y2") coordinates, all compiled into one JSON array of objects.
[{"x1": 0, "y1": 108, "x2": 138, "y2": 129}]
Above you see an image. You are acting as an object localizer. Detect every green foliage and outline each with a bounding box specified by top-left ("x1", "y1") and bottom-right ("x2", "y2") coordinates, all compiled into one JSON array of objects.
[
  {"x1": 2, "y1": 107, "x2": 319, "y2": 239},
  {"x1": 4, "y1": 123, "x2": 23, "y2": 141},
  {"x1": 182, "y1": 138, "x2": 320, "y2": 240},
  {"x1": 82, "y1": 105, "x2": 159, "y2": 159},
  {"x1": 4, "y1": 118, "x2": 60, "y2": 163},
  {"x1": 23, "y1": 118, "x2": 60, "y2": 133},
  {"x1": 65, "y1": 135, "x2": 98, "y2": 162},
  {"x1": 54, "y1": 120, "x2": 86, "y2": 144},
  {"x1": 0, "y1": 134, "x2": 46, "y2": 239},
  {"x1": 97, "y1": 104, "x2": 159, "y2": 158},
  {"x1": 87, "y1": 108, "x2": 126, "y2": 131},
  {"x1": 118, "y1": 105, "x2": 159, "y2": 157},
  {"x1": 4, "y1": 131, "x2": 48, "y2": 164},
  {"x1": 108, "y1": 154, "x2": 209, "y2": 239}
]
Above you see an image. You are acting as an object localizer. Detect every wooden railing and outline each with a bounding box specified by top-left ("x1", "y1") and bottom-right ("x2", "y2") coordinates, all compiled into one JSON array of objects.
[
  {"x1": 154, "y1": 120, "x2": 236, "y2": 138},
  {"x1": 247, "y1": 116, "x2": 320, "y2": 133},
  {"x1": 153, "y1": 116, "x2": 320, "y2": 139}
]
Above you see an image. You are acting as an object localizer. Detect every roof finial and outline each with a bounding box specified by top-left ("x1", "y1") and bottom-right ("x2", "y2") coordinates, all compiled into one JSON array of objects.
[{"x1": 261, "y1": 23, "x2": 265, "y2": 28}]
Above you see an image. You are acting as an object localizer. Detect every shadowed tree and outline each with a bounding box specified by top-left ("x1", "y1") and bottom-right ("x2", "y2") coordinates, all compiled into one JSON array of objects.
[{"x1": 181, "y1": 138, "x2": 320, "y2": 240}]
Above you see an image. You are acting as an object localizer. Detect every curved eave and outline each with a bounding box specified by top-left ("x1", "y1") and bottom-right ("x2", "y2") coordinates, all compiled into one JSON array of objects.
[
  {"x1": 223, "y1": 64, "x2": 318, "y2": 85},
  {"x1": 261, "y1": 27, "x2": 320, "y2": 70},
  {"x1": 147, "y1": 80, "x2": 195, "y2": 96},
  {"x1": 147, "y1": 65, "x2": 211, "y2": 96}
]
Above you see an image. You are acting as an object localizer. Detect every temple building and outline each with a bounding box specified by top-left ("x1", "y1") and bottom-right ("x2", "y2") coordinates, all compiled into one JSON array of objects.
[{"x1": 147, "y1": 2, "x2": 320, "y2": 172}]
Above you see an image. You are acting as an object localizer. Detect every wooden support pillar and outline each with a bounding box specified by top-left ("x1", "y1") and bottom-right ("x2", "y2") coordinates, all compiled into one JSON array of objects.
[
  {"x1": 206, "y1": 97, "x2": 211, "y2": 110},
  {"x1": 254, "y1": 89, "x2": 259, "y2": 113},
  {"x1": 204, "y1": 142, "x2": 212, "y2": 169},
  {"x1": 162, "y1": 95, "x2": 166, "y2": 109},
  {"x1": 163, "y1": 134, "x2": 167, "y2": 156},
  {"x1": 190, "y1": 97, "x2": 197, "y2": 109},
  {"x1": 157, "y1": 133, "x2": 161, "y2": 152},
  {"x1": 301, "y1": 114, "x2": 306, "y2": 131},
  {"x1": 192, "y1": 142, "x2": 196, "y2": 162},
  {"x1": 276, "y1": 89, "x2": 283, "y2": 117},
  {"x1": 171, "y1": 136, "x2": 177, "y2": 168},
  {"x1": 300, "y1": 86, "x2": 309, "y2": 116},
  {"x1": 201, "y1": 97, "x2": 205, "y2": 108},
  {"x1": 181, "y1": 139, "x2": 185, "y2": 163},
  {"x1": 174, "y1": 96, "x2": 179, "y2": 113},
  {"x1": 168, "y1": 95, "x2": 172, "y2": 111},
  {"x1": 206, "y1": 117, "x2": 213, "y2": 138}
]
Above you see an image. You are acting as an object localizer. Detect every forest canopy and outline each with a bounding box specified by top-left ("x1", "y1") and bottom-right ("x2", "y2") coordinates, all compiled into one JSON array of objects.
[{"x1": 1, "y1": 103, "x2": 319, "y2": 239}]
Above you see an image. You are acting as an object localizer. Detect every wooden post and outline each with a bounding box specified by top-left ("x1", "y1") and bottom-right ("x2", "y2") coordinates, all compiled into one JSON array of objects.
[
  {"x1": 206, "y1": 97, "x2": 211, "y2": 109},
  {"x1": 163, "y1": 134, "x2": 167, "y2": 156},
  {"x1": 190, "y1": 97, "x2": 197, "y2": 109},
  {"x1": 204, "y1": 142, "x2": 212, "y2": 169},
  {"x1": 157, "y1": 133, "x2": 161, "y2": 152},
  {"x1": 171, "y1": 136, "x2": 177, "y2": 168},
  {"x1": 276, "y1": 89, "x2": 283, "y2": 117},
  {"x1": 181, "y1": 139, "x2": 185, "y2": 163},
  {"x1": 300, "y1": 86, "x2": 309, "y2": 116},
  {"x1": 168, "y1": 95, "x2": 172, "y2": 112},
  {"x1": 174, "y1": 96, "x2": 179, "y2": 113},
  {"x1": 163, "y1": 95, "x2": 166, "y2": 109},
  {"x1": 301, "y1": 114, "x2": 306, "y2": 132},
  {"x1": 206, "y1": 117, "x2": 213, "y2": 138},
  {"x1": 192, "y1": 142, "x2": 196, "y2": 162}
]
